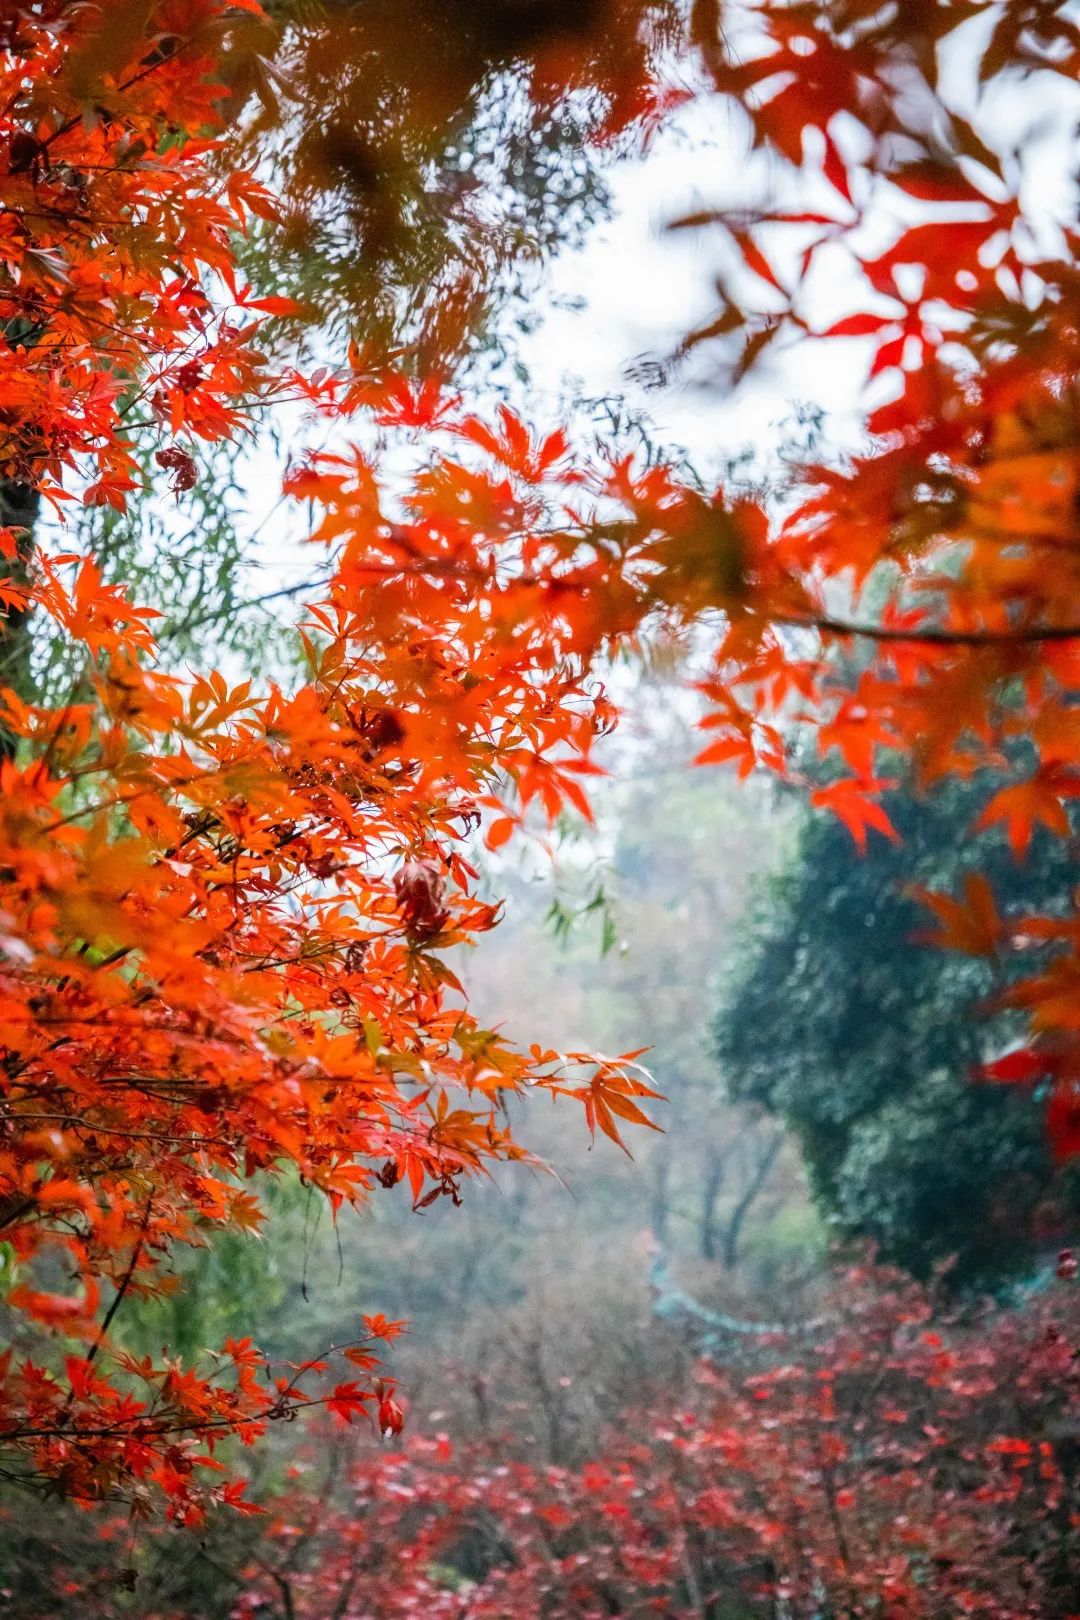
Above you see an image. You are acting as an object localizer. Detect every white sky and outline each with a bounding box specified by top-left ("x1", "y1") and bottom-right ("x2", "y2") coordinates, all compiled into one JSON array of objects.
[
  {"x1": 517, "y1": 100, "x2": 869, "y2": 473},
  {"x1": 517, "y1": 53, "x2": 1080, "y2": 473}
]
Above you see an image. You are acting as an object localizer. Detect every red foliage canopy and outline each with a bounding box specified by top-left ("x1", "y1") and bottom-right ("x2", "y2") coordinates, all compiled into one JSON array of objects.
[{"x1": 2, "y1": 0, "x2": 1080, "y2": 1518}]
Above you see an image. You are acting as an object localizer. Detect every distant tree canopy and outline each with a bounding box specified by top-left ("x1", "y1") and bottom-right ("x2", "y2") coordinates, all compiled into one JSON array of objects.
[{"x1": 714, "y1": 777, "x2": 1080, "y2": 1287}]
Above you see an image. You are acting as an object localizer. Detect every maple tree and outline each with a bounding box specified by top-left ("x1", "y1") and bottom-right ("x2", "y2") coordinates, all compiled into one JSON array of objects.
[
  {"x1": 0, "y1": 0, "x2": 666, "y2": 1513},
  {"x1": 4, "y1": 0, "x2": 1080, "y2": 1532}
]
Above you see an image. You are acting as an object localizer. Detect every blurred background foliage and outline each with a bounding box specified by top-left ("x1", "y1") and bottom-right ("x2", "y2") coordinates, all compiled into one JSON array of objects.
[{"x1": 244, "y1": 0, "x2": 685, "y2": 376}]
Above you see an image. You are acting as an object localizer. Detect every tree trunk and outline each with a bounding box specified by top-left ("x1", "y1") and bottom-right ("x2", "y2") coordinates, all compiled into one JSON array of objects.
[
  {"x1": 0, "y1": 477, "x2": 40, "y2": 760},
  {"x1": 722, "y1": 1131, "x2": 783, "y2": 1270},
  {"x1": 700, "y1": 1146, "x2": 725, "y2": 1261}
]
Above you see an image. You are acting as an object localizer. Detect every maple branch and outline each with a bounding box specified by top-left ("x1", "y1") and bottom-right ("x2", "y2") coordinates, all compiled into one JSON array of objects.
[
  {"x1": 0, "y1": 1196, "x2": 36, "y2": 1232},
  {"x1": 785, "y1": 613, "x2": 1080, "y2": 647},
  {"x1": 157, "y1": 575, "x2": 329, "y2": 645},
  {"x1": 83, "y1": 1201, "x2": 153, "y2": 1373},
  {"x1": 33, "y1": 26, "x2": 219, "y2": 162},
  {"x1": 10, "y1": 1114, "x2": 232, "y2": 1149},
  {"x1": 0, "y1": 1334, "x2": 383, "y2": 1449}
]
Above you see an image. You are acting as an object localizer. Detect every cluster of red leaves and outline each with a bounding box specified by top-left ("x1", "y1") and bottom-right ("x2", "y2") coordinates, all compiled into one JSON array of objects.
[
  {"x1": 0, "y1": 0, "x2": 670, "y2": 1513},
  {"x1": 672, "y1": 1, "x2": 1080, "y2": 1157},
  {"x1": 172, "y1": 1270, "x2": 1080, "y2": 1620},
  {"x1": 0, "y1": 375, "x2": 681, "y2": 1506},
  {"x1": 0, "y1": 0, "x2": 298, "y2": 518}
]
